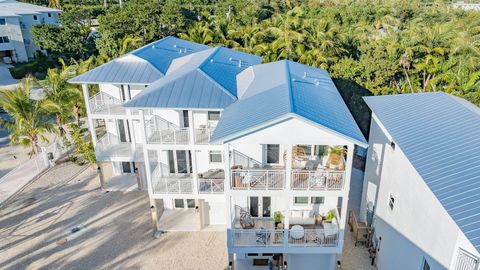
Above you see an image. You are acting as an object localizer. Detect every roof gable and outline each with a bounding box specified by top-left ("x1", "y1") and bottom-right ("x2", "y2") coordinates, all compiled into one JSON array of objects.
[
  {"x1": 211, "y1": 60, "x2": 367, "y2": 146},
  {"x1": 364, "y1": 92, "x2": 480, "y2": 252}
]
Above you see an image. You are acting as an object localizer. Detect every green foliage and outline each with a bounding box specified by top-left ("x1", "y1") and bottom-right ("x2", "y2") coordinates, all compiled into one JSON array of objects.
[
  {"x1": 32, "y1": 7, "x2": 97, "y2": 58},
  {"x1": 0, "y1": 76, "x2": 55, "y2": 155},
  {"x1": 326, "y1": 210, "x2": 336, "y2": 221},
  {"x1": 274, "y1": 211, "x2": 284, "y2": 223},
  {"x1": 67, "y1": 123, "x2": 96, "y2": 165},
  {"x1": 9, "y1": 53, "x2": 59, "y2": 79}
]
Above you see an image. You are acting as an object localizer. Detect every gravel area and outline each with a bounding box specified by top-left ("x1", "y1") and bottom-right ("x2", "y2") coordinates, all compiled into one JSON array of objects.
[{"x1": 0, "y1": 162, "x2": 228, "y2": 270}]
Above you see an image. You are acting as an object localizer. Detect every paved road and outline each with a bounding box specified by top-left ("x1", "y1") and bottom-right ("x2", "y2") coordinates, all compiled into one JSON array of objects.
[{"x1": 0, "y1": 63, "x2": 18, "y2": 89}]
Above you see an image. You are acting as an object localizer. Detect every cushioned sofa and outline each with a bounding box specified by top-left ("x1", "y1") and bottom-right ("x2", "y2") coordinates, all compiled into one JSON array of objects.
[{"x1": 289, "y1": 210, "x2": 316, "y2": 226}]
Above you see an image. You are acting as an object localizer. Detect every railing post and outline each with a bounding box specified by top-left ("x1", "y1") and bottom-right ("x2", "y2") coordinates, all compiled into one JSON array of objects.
[{"x1": 285, "y1": 144, "x2": 292, "y2": 190}]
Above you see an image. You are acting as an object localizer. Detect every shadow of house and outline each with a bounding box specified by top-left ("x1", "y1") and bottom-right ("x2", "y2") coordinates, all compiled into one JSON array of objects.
[{"x1": 333, "y1": 78, "x2": 373, "y2": 140}]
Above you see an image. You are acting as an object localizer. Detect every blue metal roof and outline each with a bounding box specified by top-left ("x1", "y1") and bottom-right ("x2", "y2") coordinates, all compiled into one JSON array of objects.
[
  {"x1": 131, "y1": 36, "x2": 210, "y2": 75},
  {"x1": 69, "y1": 36, "x2": 210, "y2": 85},
  {"x1": 211, "y1": 60, "x2": 367, "y2": 146},
  {"x1": 124, "y1": 47, "x2": 262, "y2": 109},
  {"x1": 364, "y1": 92, "x2": 480, "y2": 252}
]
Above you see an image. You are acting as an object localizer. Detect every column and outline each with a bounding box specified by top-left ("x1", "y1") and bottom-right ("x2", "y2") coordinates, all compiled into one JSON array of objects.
[
  {"x1": 139, "y1": 110, "x2": 153, "y2": 195},
  {"x1": 188, "y1": 110, "x2": 195, "y2": 145},
  {"x1": 224, "y1": 144, "x2": 232, "y2": 228},
  {"x1": 191, "y1": 150, "x2": 199, "y2": 194},
  {"x1": 285, "y1": 144, "x2": 292, "y2": 190},
  {"x1": 82, "y1": 84, "x2": 97, "y2": 147},
  {"x1": 127, "y1": 109, "x2": 136, "y2": 152},
  {"x1": 338, "y1": 143, "x2": 354, "y2": 247}
]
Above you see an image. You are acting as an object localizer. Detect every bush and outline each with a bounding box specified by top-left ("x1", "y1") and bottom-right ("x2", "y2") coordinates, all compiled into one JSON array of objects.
[{"x1": 10, "y1": 53, "x2": 60, "y2": 79}]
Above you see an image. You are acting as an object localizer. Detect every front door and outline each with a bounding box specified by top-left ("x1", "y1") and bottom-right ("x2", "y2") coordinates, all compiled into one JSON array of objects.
[
  {"x1": 167, "y1": 150, "x2": 192, "y2": 174},
  {"x1": 249, "y1": 196, "x2": 271, "y2": 217}
]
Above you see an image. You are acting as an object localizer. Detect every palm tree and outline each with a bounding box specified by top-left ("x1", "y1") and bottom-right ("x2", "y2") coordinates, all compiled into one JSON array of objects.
[
  {"x1": 265, "y1": 7, "x2": 305, "y2": 60},
  {"x1": 43, "y1": 67, "x2": 82, "y2": 135},
  {"x1": 179, "y1": 22, "x2": 215, "y2": 45},
  {"x1": 0, "y1": 77, "x2": 55, "y2": 155}
]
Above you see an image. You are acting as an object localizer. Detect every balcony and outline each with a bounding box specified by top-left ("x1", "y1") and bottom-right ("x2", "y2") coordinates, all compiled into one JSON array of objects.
[
  {"x1": 151, "y1": 163, "x2": 193, "y2": 194},
  {"x1": 89, "y1": 92, "x2": 126, "y2": 115},
  {"x1": 231, "y1": 169, "x2": 285, "y2": 190},
  {"x1": 146, "y1": 115, "x2": 189, "y2": 144},
  {"x1": 229, "y1": 228, "x2": 338, "y2": 248},
  {"x1": 198, "y1": 179, "x2": 224, "y2": 194},
  {"x1": 194, "y1": 128, "x2": 215, "y2": 144},
  {"x1": 291, "y1": 170, "x2": 345, "y2": 191},
  {"x1": 95, "y1": 133, "x2": 143, "y2": 161}
]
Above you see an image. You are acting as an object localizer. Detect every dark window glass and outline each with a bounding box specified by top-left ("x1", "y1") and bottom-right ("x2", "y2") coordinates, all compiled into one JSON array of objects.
[
  {"x1": 0, "y1": 18, "x2": 6, "y2": 25},
  {"x1": 208, "y1": 111, "x2": 221, "y2": 121},
  {"x1": 294, "y1": 197, "x2": 308, "y2": 204},
  {"x1": 48, "y1": 13, "x2": 51, "y2": 17},
  {"x1": 33, "y1": 15, "x2": 38, "y2": 20},
  {"x1": 311, "y1": 197, "x2": 325, "y2": 204},
  {"x1": 182, "y1": 110, "x2": 189, "y2": 127},
  {"x1": 122, "y1": 162, "x2": 132, "y2": 173},
  {"x1": 186, "y1": 199, "x2": 195, "y2": 208},
  {"x1": 174, "y1": 199, "x2": 184, "y2": 208},
  {"x1": 168, "y1": 150, "x2": 175, "y2": 174},
  {"x1": 266, "y1": 144, "x2": 280, "y2": 164}
]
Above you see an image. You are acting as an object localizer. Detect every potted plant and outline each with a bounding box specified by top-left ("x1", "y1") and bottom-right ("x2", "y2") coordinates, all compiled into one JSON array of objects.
[
  {"x1": 327, "y1": 145, "x2": 346, "y2": 170},
  {"x1": 325, "y1": 210, "x2": 336, "y2": 223},
  {"x1": 274, "y1": 211, "x2": 284, "y2": 227}
]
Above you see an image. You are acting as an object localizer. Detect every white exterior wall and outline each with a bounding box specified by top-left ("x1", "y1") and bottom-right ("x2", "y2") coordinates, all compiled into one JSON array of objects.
[
  {"x1": 0, "y1": 16, "x2": 28, "y2": 62},
  {"x1": 287, "y1": 254, "x2": 336, "y2": 270},
  {"x1": 362, "y1": 115, "x2": 480, "y2": 270},
  {"x1": 18, "y1": 11, "x2": 59, "y2": 59}
]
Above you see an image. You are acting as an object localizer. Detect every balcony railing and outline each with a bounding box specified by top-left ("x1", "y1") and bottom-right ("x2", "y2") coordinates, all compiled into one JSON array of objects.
[
  {"x1": 198, "y1": 179, "x2": 224, "y2": 194},
  {"x1": 89, "y1": 91, "x2": 125, "y2": 115},
  {"x1": 230, "y1": 228, "x2": 338, "y2": 248},
  {"x1": 231, "y1": 169, "x2": 285, "y2": 190},
  {"x1": 152, "y1": 177, "x2": 193, "y2": 194},
  {"x1": 194, "y1": 128, "x2": 216, "y2": 144},
  {"x1": 95, "y1": 133, "x2": 143, "y2": 160},
  {"x1": 147, "y1": 128, "x2": 189, "y2": 144},
  {"x1": 291, "y1": 170, "x2": 345, "y2": 191},
  {"x1": 231, "y1": 229, "x2": 284, "y2": 247}
]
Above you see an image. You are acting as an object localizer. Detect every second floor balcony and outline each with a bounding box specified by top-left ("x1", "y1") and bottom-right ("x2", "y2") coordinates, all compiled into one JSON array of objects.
[{"x1": 95, "y1": 132, "x2": 143, "y2": 161}]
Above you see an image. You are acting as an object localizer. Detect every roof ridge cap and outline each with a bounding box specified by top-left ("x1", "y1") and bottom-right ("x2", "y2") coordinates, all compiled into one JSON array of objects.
[{"x1": 284, "y1": 60, "x2": 295, "y2": 113}]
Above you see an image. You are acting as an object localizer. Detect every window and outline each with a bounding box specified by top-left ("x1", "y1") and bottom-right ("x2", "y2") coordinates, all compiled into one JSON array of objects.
[
  {"x1": 121, "y1": 162, "x2": 132, "y2": 173},
  {"x1": 422, "y1": 258, "x2": 430, "y2": 270},
  {"x1": 311, "y1": 197, "x2": 325, "y2": 204},
  {"x1": 208, "y1": 111, "x2": 221, "y2": 121},
  {"x1": 294, "y1": 197, "x2": 309, "y2": 204},
  {"x1": 388, "y1": 194, "x2": 395, "y2": 211},
  {"x1": 266, "y1": 144, "x2": 280, "y2": 164},
  {"x1": 33, "y1": 15, "x2": 38, "y2": 20},
  {"x1": 209, "y1": 151, "x2": 222, "y2": 163},
  {"x1": 182, "y1": 110, "x2": 189, "y2": 127},
  {"x1": 0, "y1": 18, "x2": 6, "y2": 25},
  {"x1": 48, "y1": 13, "x2": 52, "y2": 17},
  {"x1": 186, "y1": 199, "x2": 196, "y2": 209},
  {"x1": 298, "y1": 145, "x2": 312, "y2": 156},
  {"x1": 0, "y1": 36, "x2": 10, "y2": 43},
  {"x1": 174, "y1": 199, "x2": 184, "y2": 208}
]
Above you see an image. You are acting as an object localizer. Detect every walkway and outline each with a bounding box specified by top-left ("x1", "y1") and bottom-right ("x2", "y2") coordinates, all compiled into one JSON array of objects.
[{"x1": 0, "y1": 63, "x2": 18, "y2": 89}]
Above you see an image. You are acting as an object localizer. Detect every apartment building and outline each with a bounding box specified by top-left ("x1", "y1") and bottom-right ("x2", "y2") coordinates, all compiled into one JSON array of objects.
[
  {"x1": 0, "y1": 0, "x2": 60, "y2": 63},
  {"x1": 70, "y1": 36, "x2": 368, "y2": 270},
  {"x1": 360, "y1": 92, "x2": 480, "y2": 270}
]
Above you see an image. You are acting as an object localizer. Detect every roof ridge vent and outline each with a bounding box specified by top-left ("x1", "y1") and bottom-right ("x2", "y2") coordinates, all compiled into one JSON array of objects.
[
  {"x1": 209, "y1": 58, "x2": 249, "y2": 68},
  {"x1": 151, "y1": 44, "x2": 190, "y2": 54},
  {"x1": 292, "y1": 78, "x2": 320, "y2": 86}
]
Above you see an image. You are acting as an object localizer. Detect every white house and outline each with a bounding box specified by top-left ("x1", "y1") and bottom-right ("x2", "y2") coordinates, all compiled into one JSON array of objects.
[
  {"x1": 360, "y1": 92, "x2": 480, "y2": 270},
  {"x1": 0, "y1": 0, "x2": 60, "y2": 63},
  {"x1": 70, "y1": 36, "x2": 368, "y2": 270}
]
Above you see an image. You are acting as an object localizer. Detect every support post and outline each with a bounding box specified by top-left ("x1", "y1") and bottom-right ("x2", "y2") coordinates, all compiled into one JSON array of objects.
[
  {"x1": 224, "y1": 144, "x2": 232, "y2": 228},
  {"x1": 191, "y1": 150, "x2": 199, "y2": 194},
  {"x1": 97, "y1": 162, "x2": 106, "y2": 190},
  {"x1": 338, "y1": 143, "x2": 354, "y2": 248},
  {"x1": 285, "y1": 144, "x2": 292, "y2": 190},
  {"x1": 82, "y1": 84, "x2": 97, "y2": 147}
]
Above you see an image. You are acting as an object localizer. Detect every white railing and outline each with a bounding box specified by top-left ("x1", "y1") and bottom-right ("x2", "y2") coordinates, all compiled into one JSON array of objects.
[
  {"x1": 231, "y1": 229, "x2": 284, "y2": 247},
  {"x1": 231, "y1": 150, "x2": 262, "y2": 168},
  {"x1": 146, "y1": 115, "x2": 190, "y2": 144},
  {"x1": 288, "y1": 228, "x2": 338, "y2": 247},
  {"x1": 291, "y1": 170, "x2": 345, "y2": 191},
  {"x1": 231, "y1": 169, "x2": 285, "y2": 190},
  {"x1": 88, "y1": 91, "x2": 124, "y2": 115},
  {"x1": 150, "y1": 163, "x2": 192, "y2": 194},
  {"x1": 230, "y1": 228, "x2": 338, "y2": 248},
  {"x1": 194, "y1": 128, "x2": 216, "y2": 144},
  {"x1": 456, "y1": 249, "x2": 479, "y2": 270},
  {"x1": 198, "y1": 179, "x2": 224, "y2": 193}
]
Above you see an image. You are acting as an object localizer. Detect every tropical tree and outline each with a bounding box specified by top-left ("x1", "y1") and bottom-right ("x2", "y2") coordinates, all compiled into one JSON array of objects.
[{"x1": 0, "y1": 77, "x2": 55, "y2": 155}]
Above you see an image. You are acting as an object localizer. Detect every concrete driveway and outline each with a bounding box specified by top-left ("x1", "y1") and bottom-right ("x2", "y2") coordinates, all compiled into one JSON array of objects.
[
  {"x1": 0, "y1": 63, "x2": 19, "y2": 89},
  {"x1": 0, "y1": 162, "x2": 228, "y2": 270}
]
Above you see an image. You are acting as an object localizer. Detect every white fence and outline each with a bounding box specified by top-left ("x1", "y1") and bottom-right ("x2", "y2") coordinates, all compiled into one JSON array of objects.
[
  {"x1": 0, "y1": 140, "x2": 68, "y2": 206},
  {"x1": 198, "y1": 179, "x2": 224, "y2": 193},
  {"x1": 456, "y1": 249, "x2": 479, "y2": 270},
  {"x1": 291, "y1": 170, "x2": 345, "y2": 191},
  {"x1": 231, "y1": 169, "x2": 285, "y2": 190}
]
